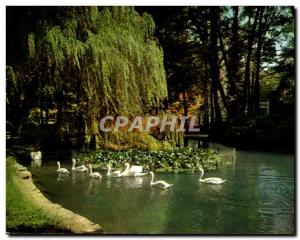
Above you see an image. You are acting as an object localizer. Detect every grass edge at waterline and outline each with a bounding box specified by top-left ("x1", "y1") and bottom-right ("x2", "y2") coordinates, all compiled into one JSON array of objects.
[{"x1": 6, "y1": 155, "x2": 103, "y2": 234}]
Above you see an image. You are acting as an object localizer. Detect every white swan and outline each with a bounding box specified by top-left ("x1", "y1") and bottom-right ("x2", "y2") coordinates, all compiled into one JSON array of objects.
[
  {"x1": 30, "y1": 151, "x2": 42, "y2": 161},
  {"x1": 107, "y1": 164, "x2": 122, "y2": 177},
  {"x1": 119, "y1": 163, "x2": 131, "y2": 177},
  {"x1": 199, "y1": 167, "x2": 226, "y2": 184},
  {"x1": 118, "y1": 163, "x2": 147, "y2": 177},
  {"x1": 149, "y1": 171, "x2": 173, "y2": 189},
  {"x1": 30, "y1": 151, "x2": 42, "y2": 167},
  {"x1": 72, "y1": 158, "x2": 88, "y2": 172},
  {"x1": 56, "y1": 161, "x2": 69, "y2": 174},
  {"x1": 130, "y1": 165, "x2": 148, "y2": 177},
  {"x1": 88, "y1": 164, "x2": 102, "y2": 179}
]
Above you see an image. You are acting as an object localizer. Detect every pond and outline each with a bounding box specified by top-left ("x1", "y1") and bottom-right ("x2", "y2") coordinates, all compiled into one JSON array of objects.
[{"x1": 29, "y1": 146, "x2": 295, "y2": 234}]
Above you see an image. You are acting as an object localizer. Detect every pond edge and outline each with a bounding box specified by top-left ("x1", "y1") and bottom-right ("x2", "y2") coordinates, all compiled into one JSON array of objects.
[{"x1": 9, "y1": 161, "x2": 103, "y2": 234}]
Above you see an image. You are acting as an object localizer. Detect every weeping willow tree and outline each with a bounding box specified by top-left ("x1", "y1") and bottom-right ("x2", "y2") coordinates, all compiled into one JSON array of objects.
[{"x1": 7, "y1": 6, "x2": 168, "y2": 148}]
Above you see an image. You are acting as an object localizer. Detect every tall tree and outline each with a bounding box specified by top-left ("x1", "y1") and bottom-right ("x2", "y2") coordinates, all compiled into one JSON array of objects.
[
  {"x1": 252, "y1": 7, "x2": 265, "y2": 116},
  {"x1": 209, "y1": 7, "x2": 223, "y2": 125},
  {"x1": 6, "y1": 7, "x2": 168, "y2": 143},
  {"x1": 241, "y1": 7, "x2": 260, "y2": 118},
  {"x1": 227, "y1": 6, "x2": 242, "y2": 121}
]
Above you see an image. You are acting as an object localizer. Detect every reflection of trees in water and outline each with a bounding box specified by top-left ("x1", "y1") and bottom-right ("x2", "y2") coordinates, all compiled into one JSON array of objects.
[
  {"x1": 71, "y1": 171, "x2": 88, "y2": 185},
  {"x1": 163, "y1": 177, "x2": 222, "y2": 233},
  {"x1": 88, "y1": 179, "x2": 101, "y2": 194},
  {"x1": 80, "y1": 175, "x2": 172, "y2": 233},
  {"x1": 256, "y1": 156, "x2": 294, "y2": 234},
  {"x1": 56, "y1": 174, "x2": 68, "y2": 182}
]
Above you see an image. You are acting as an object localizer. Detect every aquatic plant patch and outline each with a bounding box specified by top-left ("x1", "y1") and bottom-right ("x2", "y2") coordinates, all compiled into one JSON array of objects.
[{"x1": 81, "y1": 147, "x2": 223, "y2": 172}]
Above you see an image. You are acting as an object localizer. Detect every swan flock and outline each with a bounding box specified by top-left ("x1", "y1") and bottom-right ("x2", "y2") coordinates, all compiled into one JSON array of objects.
[{"x1": 56, "y1": 159, "x2": 226, "y2": 187}]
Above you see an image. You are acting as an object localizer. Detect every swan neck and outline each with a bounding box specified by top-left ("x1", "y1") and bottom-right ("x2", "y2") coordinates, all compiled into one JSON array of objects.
[
  {"x1": 150, "y1": 173, "x2": 154, "y2": 184},
  {"x1": 199, "y1": 169, "x2": 204, "y2": 180},
  {"x1": 119, "y1": 164, "x2": 130, "y2": 176}
]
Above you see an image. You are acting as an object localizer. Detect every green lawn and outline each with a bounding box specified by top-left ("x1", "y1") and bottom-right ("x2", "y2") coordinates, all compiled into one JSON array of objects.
[{"x1": 6, "y1": 156, "x2": 69, "y2": 234}]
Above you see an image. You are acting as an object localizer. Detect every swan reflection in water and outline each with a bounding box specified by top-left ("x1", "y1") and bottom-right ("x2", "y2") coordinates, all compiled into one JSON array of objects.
[
  {"x1": 71, "y1": 171, "x2": 88, "y2": 185},
  {"x1": 150, "y1": 187, "x2": 172, "y2": 198},
  {"x1": 122, "y1": 176, "x2": 144, "y2": 188},
  {"x1": 158, "y1": 188, "x2": 171, "y2": 196},
  {"x1": 31, "y1": 157, "x2": 42, "y2": 167},
  {"x1": 57, "y1": 173, "x2": 69, "y2": 182},
  {"x1": 88, "y1": 178, "x2": 102, "y2": 193},
  {"x1": 198, "y1": 182, "x2": 225, "y2": 195},
  {"x1": 105, "y1": 177, "x2": 112, "y2": 188},
  {"x1": 30, "y1": 151, "x2": 42, "y2": 167}
]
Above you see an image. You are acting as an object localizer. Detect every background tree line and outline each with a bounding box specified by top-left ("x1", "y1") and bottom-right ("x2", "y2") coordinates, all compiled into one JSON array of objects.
[
  {"x1": 138, "y1": 6, "x2": 295, "y2": 131},
  {"x1": 6, "y1": 6, "x2": 295, "y2": 150}
]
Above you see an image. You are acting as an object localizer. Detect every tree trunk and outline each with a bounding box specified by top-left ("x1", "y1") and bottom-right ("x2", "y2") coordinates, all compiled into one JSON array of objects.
[
  {"x1": 241, "y1": 8, "x2": 260, "y2": 119},
  {"x1": 218, "y1": 27, "x2": 241, "y2": 122},
  {"x1": 210, "y1": 87, "x2": 215, "y2": 126},
  {"x1": 203, "y1": 61, "x2": 210, "y2": 131},
  {"x1": 209, "y1": 7, "x2": 227, "y2": 124},
  {"x1": 219, "y1": 6, "x2": 240, "y2": 99},
  {"x1": 39, "y1": 66, "x2": 44, "y2": 126},
  {"x1": 229, "y1": 6, "x2": 240, "y2": 87},
  {"x1": 228, "y1": 6, "x2": 242, "y2": 122},
  {"x1": 55, "y1": 92, "x2": 64, "y2": 132},
  {"x1": 213, "y1": 89, "x2": 222, "y2": 125},
  {"x1": 182, "y1": 90, "x2": 189, "y2": 117},
  {"x1": 253, "y1": 7, "x2": 265, "y2": 115}
]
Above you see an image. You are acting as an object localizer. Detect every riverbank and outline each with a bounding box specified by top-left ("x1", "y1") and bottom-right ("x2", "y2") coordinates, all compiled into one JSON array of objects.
[{"x1": 6, "y1": 155, "x2": 103, "y2": 234}]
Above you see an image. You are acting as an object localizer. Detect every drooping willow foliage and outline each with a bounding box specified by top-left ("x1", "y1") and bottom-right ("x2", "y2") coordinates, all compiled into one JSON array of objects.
[{"x1": 8, "y1": 7, "x2": 168, "y2": 144}]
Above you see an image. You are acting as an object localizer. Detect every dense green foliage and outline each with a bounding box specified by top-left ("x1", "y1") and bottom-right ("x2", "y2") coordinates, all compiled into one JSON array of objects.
[
  {"x1": 81, "y1": 147, "x2": 223, "y2": 172},
  {"x1": 7, "y1": 7, "x2": 167, "y2": 146},
  {"x1": 32, "y1": 7, "x2": 167, "y2": 114},
  {"x1": 100, "y1": 131, "x2": 172, "y2": 151}
]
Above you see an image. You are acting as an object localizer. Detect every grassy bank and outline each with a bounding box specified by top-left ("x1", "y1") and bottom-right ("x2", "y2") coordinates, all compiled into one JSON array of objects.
[
  {"x1": 7, "y1": 154, "x2": 102, "y2": 234},
  {"x1": 6, "y1": 156, "x2": 69, "y2": 234}
]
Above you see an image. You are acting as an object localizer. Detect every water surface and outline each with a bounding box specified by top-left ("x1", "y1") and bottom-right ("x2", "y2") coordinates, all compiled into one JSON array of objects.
[{"x1": 30, "y1": 149, "x2": 295, "y2": 234}]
